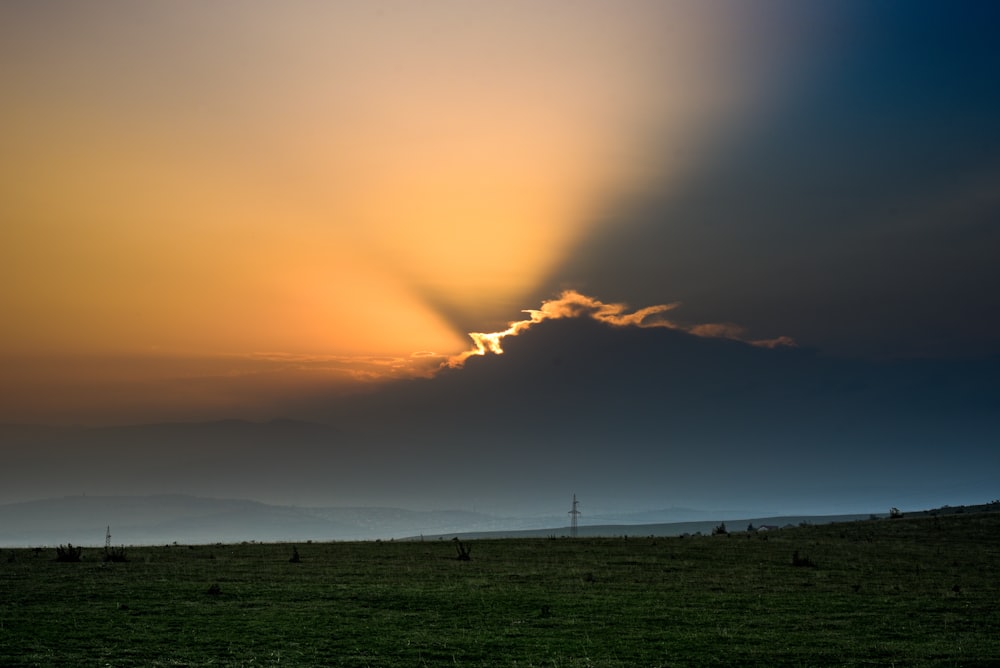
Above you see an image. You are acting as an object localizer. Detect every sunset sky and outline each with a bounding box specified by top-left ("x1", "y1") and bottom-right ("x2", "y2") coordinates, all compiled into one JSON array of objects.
[
  {"x1": 1, "y1": 2, "x2": 998, "y2": 517},
  {"x1": 1, "y1": 2, "x2": 847, "y2": 420}
]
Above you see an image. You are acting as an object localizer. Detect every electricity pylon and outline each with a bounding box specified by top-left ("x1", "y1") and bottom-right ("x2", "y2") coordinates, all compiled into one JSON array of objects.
[{"x1": 568, "y1": 494, "x2": 581, "y2": 537}]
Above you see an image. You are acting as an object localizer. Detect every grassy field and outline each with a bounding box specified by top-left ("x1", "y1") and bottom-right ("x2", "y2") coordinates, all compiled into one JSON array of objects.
[{"x1": 1, "y1": 512, "x2": 998, "y2": 667}]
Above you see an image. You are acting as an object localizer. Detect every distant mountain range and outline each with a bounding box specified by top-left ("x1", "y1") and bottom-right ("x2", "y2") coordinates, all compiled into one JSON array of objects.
[{"x1": 0, "y1": 494, "x2": 887, "y2": 547}]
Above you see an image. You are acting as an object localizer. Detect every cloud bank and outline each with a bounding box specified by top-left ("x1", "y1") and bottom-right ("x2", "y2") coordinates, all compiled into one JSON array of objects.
[{"x1": 7, "y1": 305, "x2": 996, "y2": 516}]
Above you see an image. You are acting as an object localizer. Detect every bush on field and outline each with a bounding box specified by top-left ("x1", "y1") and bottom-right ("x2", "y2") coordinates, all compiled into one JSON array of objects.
[
  {"x1": 103, "y1": 545, "x2": 128, "y2": 562},
  {"x1": 453, "y1": 538, "x2": 472, "y2": 561},
  {"x1": 55, "y1": 544, "x2": 83, "y2": 562}
]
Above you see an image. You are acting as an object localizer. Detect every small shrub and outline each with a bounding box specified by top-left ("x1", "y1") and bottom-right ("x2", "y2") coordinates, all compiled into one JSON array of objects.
[
  {"x1": 712, "y1": 523, "x2": 728, "y2": 536},
  {"x1": 207, "y1": 583, "x2": 222, "y2": 596},
  {"x1": 55, "y1": 544, "x2": 83, "y2": 562},
  {"x1": 453, "y1": 538, "x2": 472, "y2": 561}
]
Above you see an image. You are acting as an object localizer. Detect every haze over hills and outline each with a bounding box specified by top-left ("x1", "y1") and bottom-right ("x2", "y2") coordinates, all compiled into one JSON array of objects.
[
  {"x1": 0, "y1": 495, "x2": 499, "y2": 546},
  {"x1": 2, "y1": 315, "x2": 997, "y2": 520},
  {"x1": 0, "y1": 494, "x2": 884, "y2": 547},
  {"x1": 6, "y1": 493, "x2": 996, "y2": 547}
]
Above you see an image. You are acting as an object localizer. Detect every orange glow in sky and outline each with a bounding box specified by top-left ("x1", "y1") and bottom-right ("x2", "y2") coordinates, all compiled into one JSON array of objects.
[{"x1": 0, "y1": 2, "x2": 810, "y2": 423}]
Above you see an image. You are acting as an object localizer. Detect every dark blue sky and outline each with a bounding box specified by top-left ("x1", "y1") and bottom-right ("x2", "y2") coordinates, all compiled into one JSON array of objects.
[{"x1": 538, "y1": 0, "x2": 1000, "y2": 360}]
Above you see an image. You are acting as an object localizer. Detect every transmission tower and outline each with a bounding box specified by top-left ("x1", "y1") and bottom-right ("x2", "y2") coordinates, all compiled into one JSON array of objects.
[{"x1": 568, "y1": 494, "x2": 581, "y2": 537}]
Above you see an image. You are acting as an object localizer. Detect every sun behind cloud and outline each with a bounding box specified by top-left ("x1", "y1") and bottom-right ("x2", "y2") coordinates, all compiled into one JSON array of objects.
[{"x1": 1, "y1": 2, "x2": 804, "y2": 362}]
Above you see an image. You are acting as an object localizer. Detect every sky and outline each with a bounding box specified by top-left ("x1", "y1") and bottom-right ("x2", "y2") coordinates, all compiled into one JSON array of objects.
[{"x1": 1, "y1": 2, "x2": 998, "y2": 518}]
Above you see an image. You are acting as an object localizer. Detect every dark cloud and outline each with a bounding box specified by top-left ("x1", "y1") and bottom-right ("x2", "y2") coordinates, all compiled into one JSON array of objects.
[
  {"x1": 540, "y1": 1, "x2": 1000, "y2": 359},
  {"x1": 5, "y1": 312, "x2": 997, "y2": 516},
  {"x1": 301, "y1": 313, "x2": 998, "y2": 512}
]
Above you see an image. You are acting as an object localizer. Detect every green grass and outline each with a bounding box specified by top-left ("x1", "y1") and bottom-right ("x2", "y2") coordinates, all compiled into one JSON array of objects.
[{"x1": 2, "y1": 513, "x2": 999, "y2": 666}]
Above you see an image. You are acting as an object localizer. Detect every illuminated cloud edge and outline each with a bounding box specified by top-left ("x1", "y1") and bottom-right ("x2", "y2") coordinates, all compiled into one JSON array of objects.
[{"x1": 448, "y1": 290, "x2": 794, "y2": 368}]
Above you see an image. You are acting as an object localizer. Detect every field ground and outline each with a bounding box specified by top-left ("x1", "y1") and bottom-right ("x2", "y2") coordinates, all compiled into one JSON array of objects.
[{"x1": 1, "y1": 512, "x2": 998, "y2": 666}]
